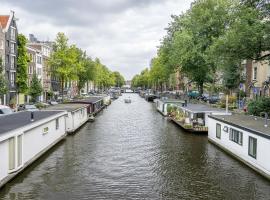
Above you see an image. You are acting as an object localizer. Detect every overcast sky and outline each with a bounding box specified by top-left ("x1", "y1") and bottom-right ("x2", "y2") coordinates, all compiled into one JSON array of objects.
[{"x1": 1, "y1": 0, "x2": 193, "y2": 80}]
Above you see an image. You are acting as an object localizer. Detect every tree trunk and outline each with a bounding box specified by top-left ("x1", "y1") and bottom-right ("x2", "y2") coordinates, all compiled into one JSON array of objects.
[
  {"x1": 198, "y1": 82, "x2": 204, "y2": 95},
  {"x1": 61, "y1": 77, "x2": 64, "y2": 103}
]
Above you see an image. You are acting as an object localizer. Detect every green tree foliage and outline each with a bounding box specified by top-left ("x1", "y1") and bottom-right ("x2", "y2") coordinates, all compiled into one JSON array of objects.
[
  {"x1": 48, "y1": 33, "x2": 84, "y2": 98},
  {"x1": 16, "y1": 34, "x2": 29, "y2": 94},
  {"x1": 212, "y1": 0, "x2": 270, "y2": 61},
  {"x1": 29, "y1": 73, "x2": 43, "y2": 102},
  {"x1": 78, "y1": 54, "x2": 96, "y2": 92},
  {"x1": 112, "y1": 71, "x2": 125, "y2": 87},
  {"x1": 0, "y1": 58, "x2": 7, "y2": 97}
]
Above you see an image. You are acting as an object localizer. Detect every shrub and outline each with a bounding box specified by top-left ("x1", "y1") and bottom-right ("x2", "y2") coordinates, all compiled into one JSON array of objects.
[{"x1": 248, "y1": 97, "x2": 270, "y2": 116}]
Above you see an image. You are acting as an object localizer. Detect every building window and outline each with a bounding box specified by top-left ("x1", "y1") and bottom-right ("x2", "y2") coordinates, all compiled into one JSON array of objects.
[
  {"x1": 56, "y1": 118, "x2": 59, "y2": 130},
  {"x1": 37, "y1": 68, "x2": 42, "y2": 76},
  {"x1": 37, "y1": 56, "x2": 42, "y2": 64},
  {"x1": 10, "y1": 72, "x2": 15, "y2": 87},
  {"x1": 11, "y1": 43, "x2": 15, "y2": 54},
  {"x1": 248, "y1": 136, "x2": 257, "y2": 159},
  {"x1": 216, "y1": 123, "x2": 221, "y2": 139},
  {"x1": 253, "y1": 67, "x2": 257, "y2": 80},
  {"x1": 229, "y1": 128, "x2": 243, "y2": 145},
  {"x1": 11, "y1": 56, "x2": 15, "y2": 69},
  {"x1": 11, "y1": 28, "x2": 16, "y2": 40}
]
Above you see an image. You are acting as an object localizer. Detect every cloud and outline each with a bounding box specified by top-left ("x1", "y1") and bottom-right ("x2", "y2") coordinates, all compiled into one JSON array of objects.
[{"x1": 0, "y1": 0, "x2": 193, "y2": 79}]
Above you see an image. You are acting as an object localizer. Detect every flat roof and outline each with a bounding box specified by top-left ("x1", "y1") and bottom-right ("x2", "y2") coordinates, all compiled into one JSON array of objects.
[
  {"x1": 44, "y1": 104, "x2": 87, "y2": 112},
  {"x1": 0, "y1": 111, "x2": 64, "y2": 135},
  {"x1": 159, "y1": 99, "x2": 184, "y2": 103},
  {"x1": 72, "y1": 96, "x2": 103, "y2": 104},
  {"x1": 180, "y1": 104, "x2": 227, "y2": 113},
  {"x1": 209, "y1": 114, "x2": 270, "y2": 138}
]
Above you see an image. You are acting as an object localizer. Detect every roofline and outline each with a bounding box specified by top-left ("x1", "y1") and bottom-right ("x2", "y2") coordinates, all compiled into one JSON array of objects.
[
  {"x1": 0, "y1": 111, "x2": 67, "y2": 142},
  {"x1": 180, "y1": 107, "x2": 228, "y2": 114},
  {"x1": 3, "y1": 11, "x2": 14, "y2": 32},
  {"x1": 209, "y1": 115, "x2": 270, "y2": 140}
]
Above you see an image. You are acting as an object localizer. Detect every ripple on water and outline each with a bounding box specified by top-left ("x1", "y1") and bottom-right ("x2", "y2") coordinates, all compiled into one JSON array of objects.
[{"x1": 0, "y1": 94, "x2": 270, "y2": 200}]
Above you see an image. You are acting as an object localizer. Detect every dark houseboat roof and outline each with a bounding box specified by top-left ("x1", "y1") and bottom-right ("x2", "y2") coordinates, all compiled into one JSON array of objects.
[
  {"x1": 0, "y1": 111, "x2": 64, "y2": 135},
  {"x1": 209, "y1": 114, "x2": 270, "y2": 139},
  {"x1": 158, "y1": 98, "x2": 184, "y2": 103},
  {"x1": 71, "y1": 96, "x2": 103, "y2": 104},
  {"x1": 44, "y1": 104, "x2": 88, "y2": 112},
  {"x1": 180, "y1": 104, "x2": 227, "y2": 113}
]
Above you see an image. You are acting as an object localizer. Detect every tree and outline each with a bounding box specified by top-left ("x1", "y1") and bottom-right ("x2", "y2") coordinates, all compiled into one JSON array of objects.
[
  {"x1": 112, "y1": 71, "x2": 125, "y2": 87},
  {"x1": 16, "y1": 34, "x2": 29, "y2": 94},
  {"x1": 48, "y1": 33, "x2": 82, "y2": 99},
  {"x1": 166, "y1": 0, "x2": 231, "y2": 94},
  {"x1": 0, "y1": 58, "x2": 7, "y2": 99},
  {"x1": 212, "y1": 0, "x2": 270, "y2": 61},
  {"x1": 78, "y1": 55, "x2": 96, "y2": 93},
  {"x1": 29, "y1": 73, "x2": 43, "y2": 102}
]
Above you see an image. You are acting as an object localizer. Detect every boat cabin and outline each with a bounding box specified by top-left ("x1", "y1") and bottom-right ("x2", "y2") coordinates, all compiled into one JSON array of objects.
[
  {"x1": 44, "y1": 104, "x2": 88, "y2": 133},
  {"x1": 169, "y1": 103, "x2": 230, "y2": 133},
  {"x1": 0, "y1": 111, "x2": 67, "y2": 188},
  {"x1": 208, "y1": 114, "x2": 270, "y2": 180},
  {"x1": 155, "y1": 98, "x2": 184, "y2": 116},
  {"x1": 71, "y1": 96, "x2": 104, "y2": 116}
]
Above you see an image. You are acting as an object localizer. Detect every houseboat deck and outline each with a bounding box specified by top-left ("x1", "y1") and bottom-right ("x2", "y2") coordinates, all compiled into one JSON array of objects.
[
  {"x1": 170, "y1": 117, "x2": 208, "y2": 133},
  {"x1": 44, "y1": 104, "x2": 88, "y2": 112},
  {"x1": 0, "y1": 111, "x2": 63, "y2": 135}
]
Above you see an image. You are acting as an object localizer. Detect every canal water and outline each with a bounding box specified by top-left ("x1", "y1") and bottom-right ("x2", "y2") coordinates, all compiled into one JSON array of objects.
[{"x1": 0, "y1": 93, "x2": 270, "y2": 200}]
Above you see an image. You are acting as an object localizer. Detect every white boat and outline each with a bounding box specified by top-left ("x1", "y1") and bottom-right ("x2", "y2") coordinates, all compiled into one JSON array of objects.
[{"x1": 124, "y1": 98, "x2": 131, "y2": 103}]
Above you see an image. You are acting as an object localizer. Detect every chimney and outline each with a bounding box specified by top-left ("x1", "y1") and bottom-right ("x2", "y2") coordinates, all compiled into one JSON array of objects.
[{"x1": 31, "y1": 111, "x2": 34, "y2": 122}]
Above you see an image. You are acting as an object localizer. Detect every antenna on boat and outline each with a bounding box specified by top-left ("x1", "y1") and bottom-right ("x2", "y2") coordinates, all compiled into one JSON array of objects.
[{"x1": 226, "y1": 95, "x2": 228, "y2": 113}]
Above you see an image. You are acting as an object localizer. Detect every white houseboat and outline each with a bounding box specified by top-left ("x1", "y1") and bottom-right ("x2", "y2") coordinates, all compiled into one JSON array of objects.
[
  {"x1": 0, "y1": 111, "x2": 67, "y2": 188},
  {"x1": 155, "y1": 98, "x2": 184, "y2": 116},
  {"x1": 45, "y1": 104, "x2": 88, "y2": 133},
  {"x1": 208, "y1": 114, "x2": 270, "y2": 180},
  {"x1": 169, "y1": 104, "x2": 231, "y2": 133}
]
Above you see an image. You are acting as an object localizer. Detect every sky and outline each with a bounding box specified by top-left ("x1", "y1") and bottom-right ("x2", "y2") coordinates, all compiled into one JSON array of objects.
[{"x1": 0, "y1": 0, "x2": 193, "y2": 80}]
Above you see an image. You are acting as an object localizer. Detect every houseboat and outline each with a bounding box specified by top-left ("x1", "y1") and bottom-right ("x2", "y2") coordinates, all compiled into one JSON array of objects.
[
  {"x1": 155, "y1": 98, "x2": 184, "y2": 116},
  {"x1": 208, "y1": 114, "x2": 270, "y2": 180},
  {"x1": 169, "y1": 103, "x2": 231, "y2": 133},
  {"x1": 0, "y1": 111, "x2": 67, "y2": 188},
  {"x1": 44, "y1": 104, "x2": 88, "y2": 133},
  {"x1": 71, "y1": 96, "x2": 104, "y2": 116}
]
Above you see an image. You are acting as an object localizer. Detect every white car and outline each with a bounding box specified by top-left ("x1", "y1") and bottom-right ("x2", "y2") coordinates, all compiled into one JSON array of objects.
[{"x1": 0, "y1": 105, "x2": 14, "y2": 115}]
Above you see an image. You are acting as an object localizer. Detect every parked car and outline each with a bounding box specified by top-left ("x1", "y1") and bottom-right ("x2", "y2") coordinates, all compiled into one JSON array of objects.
[
  {"x1": 0, "y1": 105, "x2": 14, "y2": 115},
  {"x1": 206, "y1": 95, "x2": 220, "y2": 104},
  {"x1": 49, "y1": 101, "x2": 58, "y2": 105},
  {"x1": 188, "y1": 90, "x2": 200, "y2": 98},
  {"x1": 25, "y1": 104, "x2": 39, "y2": 111}
]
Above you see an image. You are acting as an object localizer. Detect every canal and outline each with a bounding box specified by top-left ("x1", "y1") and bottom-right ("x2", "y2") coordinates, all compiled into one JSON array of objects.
[{"x1": 0, "y1": 93, "x2": 270, "y2": 199}]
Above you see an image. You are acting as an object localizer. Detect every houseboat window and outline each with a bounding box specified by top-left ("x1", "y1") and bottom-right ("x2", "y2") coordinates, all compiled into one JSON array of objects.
[
  {"x1": 8, "y1": 137, "x2": 15, "y2": 170},
  {"x1": 216, "y1": 123, "x2": 221, "y2": 139},
  {"x1": 17, "y1": 135, "x2": 22, "y2": 167},
  {"x1": 43, "y1": 127, "x2": 49, "y2": 135},
  {"x1": 248, "y1": 136, "x2": 257, "y2": 159},
  {"x1": 229, "y1": 128, "x2": 243, "y2": 145},
  {"x1": 56, "y1": 118, "x2": 59, "y2": 130}
]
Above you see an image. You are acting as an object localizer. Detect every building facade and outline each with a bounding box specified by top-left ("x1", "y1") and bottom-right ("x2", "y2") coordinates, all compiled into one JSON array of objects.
[
  {"x1": 243, "y1": 59, "x2": 270, "y2": 98},
  {"x1": 0, "y1": 11, "x2": 18, "y2": 105},
  {"x1": 0, "y1": 24, "x2": 5, "y2": 105},
  {"x1": 28, "y1": 41, "x2": 52, "y2": 101}
]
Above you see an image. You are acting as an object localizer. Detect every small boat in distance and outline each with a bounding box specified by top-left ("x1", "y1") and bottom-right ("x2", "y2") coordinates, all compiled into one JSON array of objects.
[{"x1": 124, "y1": 97, "x2": 131, "y2": 103}]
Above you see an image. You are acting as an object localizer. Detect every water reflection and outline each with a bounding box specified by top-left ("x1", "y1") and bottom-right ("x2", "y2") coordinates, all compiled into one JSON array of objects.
[{"x1": 0, "y1": 94, "x2": 269, "y2": 200}]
